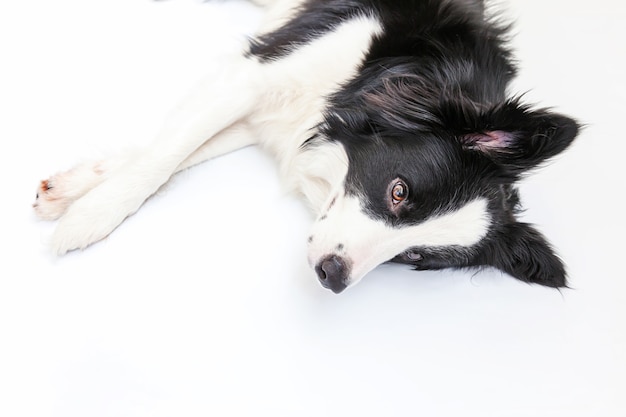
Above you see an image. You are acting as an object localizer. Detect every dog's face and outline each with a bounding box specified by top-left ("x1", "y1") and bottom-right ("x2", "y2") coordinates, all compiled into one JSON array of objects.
[
  {"x1": 307, "y1": 102, "x2": 579, "y2": 293},
  {"x1": 307, "y1": 134, "x2": 491, "y2": 293}
]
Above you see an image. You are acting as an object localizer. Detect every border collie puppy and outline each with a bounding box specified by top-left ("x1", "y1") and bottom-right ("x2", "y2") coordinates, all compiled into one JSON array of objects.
[{"x1": 34, "y1": 0, "x2": 579, "y2": 293}]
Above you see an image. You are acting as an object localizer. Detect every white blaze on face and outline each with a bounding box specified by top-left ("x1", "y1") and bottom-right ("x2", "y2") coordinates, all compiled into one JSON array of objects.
[{"x1": 307, "y1": 193, "x2": 492, "y2": 288}]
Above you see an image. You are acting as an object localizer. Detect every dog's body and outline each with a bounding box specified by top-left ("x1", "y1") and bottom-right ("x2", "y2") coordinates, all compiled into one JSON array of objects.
[{"x1": 34, "y1": 0, "x2": 578, "y2": 293}]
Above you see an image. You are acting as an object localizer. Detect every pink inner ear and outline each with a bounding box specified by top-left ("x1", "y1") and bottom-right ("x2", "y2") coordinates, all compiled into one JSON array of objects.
[{"x1": 461, "y1": 130, "x2": 515, "y2": 152}]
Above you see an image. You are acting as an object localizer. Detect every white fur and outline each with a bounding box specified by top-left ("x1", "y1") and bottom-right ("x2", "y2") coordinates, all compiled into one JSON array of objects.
[{"x1": 250, "y1": 15, "x2": 383, "y2": 201}]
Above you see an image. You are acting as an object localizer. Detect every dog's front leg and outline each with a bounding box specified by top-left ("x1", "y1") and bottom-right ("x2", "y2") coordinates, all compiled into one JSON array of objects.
[{"x1": 49, "y1": 57, "x2": 263, "y2": 255}]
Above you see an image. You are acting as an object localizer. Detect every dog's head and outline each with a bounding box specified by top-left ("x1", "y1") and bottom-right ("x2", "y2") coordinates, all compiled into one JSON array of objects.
[{"x1": 307, "y1": 100, "x2": 579, "y2": 293}]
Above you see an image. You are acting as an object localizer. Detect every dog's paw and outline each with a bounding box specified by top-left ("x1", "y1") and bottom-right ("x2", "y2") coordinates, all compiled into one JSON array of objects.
[
  {"x1": 49, "y1": 169, "x2": 149, "y2": 255},
  {"x1": 50, "y1": 206, "x2": 115, "y2": 255},
  {"x1": 50, "y1": 192, "x2": 125, "y2": 255},
  {"x1": 33, "y1": 162, "x2": 106, "y2": 221},
  {"x1": 33, "y1": 179, "x2": 63, "y2": 220}
]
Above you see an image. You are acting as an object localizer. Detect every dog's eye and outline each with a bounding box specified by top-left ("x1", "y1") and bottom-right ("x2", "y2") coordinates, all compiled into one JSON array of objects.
[{"x1": 391, "y1": 180, "x2": 408, "y2": 205}]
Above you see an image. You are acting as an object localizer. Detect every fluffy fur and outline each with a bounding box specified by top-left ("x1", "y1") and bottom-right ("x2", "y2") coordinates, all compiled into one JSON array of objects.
[{"x1": 34, "y1": 0, "x2": 578, "y2": 293}]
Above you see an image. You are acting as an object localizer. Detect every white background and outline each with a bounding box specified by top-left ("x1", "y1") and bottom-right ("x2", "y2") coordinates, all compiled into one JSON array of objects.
[{"x1": 1, "y1": 0, "x2": 624, "y2": 416}]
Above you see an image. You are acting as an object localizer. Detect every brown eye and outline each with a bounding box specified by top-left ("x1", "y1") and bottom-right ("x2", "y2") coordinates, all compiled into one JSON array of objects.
[{"x1": 391, "y1": 180, "x2": 408, "y2": 205}]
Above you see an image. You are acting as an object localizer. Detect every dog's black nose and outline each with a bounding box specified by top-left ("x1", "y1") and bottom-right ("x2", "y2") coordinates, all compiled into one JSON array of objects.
[{"x1": 315, "y1": 255, "x2": 349, "y2": 294}]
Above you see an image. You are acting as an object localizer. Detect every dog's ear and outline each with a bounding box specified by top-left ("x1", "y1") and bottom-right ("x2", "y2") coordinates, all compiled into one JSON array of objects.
[
  {"x1": 450, "y1": 100, "x2": 579, "y2": 176},
  {"x1": 479, "y1": 222, "x2": 567, "y2": 287}
]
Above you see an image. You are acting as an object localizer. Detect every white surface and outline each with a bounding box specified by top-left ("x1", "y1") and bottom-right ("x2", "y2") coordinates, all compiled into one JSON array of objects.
[{"x1": 0, "y1": 0, "x2": 624, "y2": 416}]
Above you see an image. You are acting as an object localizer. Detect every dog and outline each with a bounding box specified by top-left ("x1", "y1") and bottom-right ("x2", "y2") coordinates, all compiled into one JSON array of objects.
[{"x1": 33, "y1": 0, "x2": 579, "y2": 293}]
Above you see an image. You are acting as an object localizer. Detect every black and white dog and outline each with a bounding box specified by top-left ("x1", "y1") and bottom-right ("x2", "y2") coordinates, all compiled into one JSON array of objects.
[{"x1": 34, "y1": 0, "x2": 578, "y2": 293}]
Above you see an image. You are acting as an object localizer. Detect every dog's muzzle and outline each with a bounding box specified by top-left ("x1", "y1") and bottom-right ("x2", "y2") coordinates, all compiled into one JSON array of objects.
[{"x1": 315, "y1": 255, "x2": 350, "y2": 294}]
